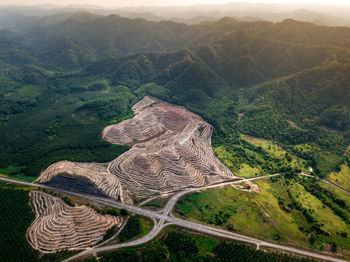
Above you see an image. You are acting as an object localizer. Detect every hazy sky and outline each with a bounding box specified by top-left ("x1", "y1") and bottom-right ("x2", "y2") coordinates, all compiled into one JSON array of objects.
[{"x1": 1, "y1": 0, "x2": 350, "y2": 7}]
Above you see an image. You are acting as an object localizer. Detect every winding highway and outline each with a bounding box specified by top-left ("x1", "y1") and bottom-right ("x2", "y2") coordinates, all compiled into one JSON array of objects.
[{"x1": 0, "y1": 175, "x2": 348, "y2": 262}]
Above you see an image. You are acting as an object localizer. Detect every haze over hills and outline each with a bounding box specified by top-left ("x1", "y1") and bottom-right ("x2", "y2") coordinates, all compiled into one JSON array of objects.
[
  {"x1": 1, "y1": 2, "x2": 350, "y2": 31},
  {"x1": 2, "y1": 11, "x2": 350, "y2": 70}
]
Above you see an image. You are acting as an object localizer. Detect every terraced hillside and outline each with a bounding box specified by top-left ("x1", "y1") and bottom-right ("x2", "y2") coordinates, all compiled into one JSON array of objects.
[
  {"x1": 37, "y1": 96, "x2": 237, "y2": 204},
  {"x1": 26, "y1": 191, "x2": 123, "y2": 253},
  {"x1": 36, "y1": 161, "x2": 122, "y2": 199},
  {"x1": 104, "y1": 96, "x2": 236, "y2": 201}
]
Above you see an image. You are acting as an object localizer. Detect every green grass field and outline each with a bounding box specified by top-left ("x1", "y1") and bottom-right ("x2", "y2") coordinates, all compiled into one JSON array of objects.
[
  {"x1": 175, "y1": 175, "x2": 350, "y2": 259},
  {"x1": 328, "y1": 165, "x2": 350, "y2": 191}
]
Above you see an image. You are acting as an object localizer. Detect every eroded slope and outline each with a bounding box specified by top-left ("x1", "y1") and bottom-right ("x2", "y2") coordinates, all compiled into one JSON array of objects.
[
  {"x1": 36, "y1": 161, "x2": 122, "y2": 199},
  {"x1": 26, "y1": 191, "x2": 123, "y2": 253},
  {"x1": 103, "y1": 96, "x2": 236, "y2": 200},
  {"x1": 37, "y1": 96, "x2": 236, "y2": 203}
]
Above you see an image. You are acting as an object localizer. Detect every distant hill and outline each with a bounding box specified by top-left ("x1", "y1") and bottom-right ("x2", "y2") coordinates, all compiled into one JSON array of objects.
[
  {"x1": 3, "y1": 13, "x2": 350, "y2": 71},
  {"x1": 0, "y1": 12, "x2": 349, "y2": 179},
  {"x1": 86, "y1": 18, "x2": 350, "y2": 88}
]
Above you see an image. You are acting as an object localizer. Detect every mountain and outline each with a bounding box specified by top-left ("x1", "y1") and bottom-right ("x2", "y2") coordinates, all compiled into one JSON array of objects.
[
  {"x1": 115, "y1": 3, "x2": 350, "y2": 26},
  {"x1": 1, "y1": 9, "x2": 350, "y2": 261},
  {"x1": 0, "y1": 13, "x2": 349, "y2": 180},
  {"x1": 86, "y1": 18, "x2": 350, "y2": 90},
  {"x1": 6, "y1": 13, "x2": 350, "y2": 71}
]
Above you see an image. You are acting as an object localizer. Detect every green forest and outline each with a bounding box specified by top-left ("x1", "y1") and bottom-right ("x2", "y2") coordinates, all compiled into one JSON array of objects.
[
  {"x1": 1, "y1": 15, "x2": 349, "y2": 183},
  {"x1": 0, "y1": 10, "x2": 350, "y2": 261},
  {"x1": 0, "y1": 184, "x2": 39, "y2": 262}
]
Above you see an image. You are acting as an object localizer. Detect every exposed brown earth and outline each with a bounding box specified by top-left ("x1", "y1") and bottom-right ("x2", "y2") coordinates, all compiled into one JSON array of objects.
[
  {"x1": 103, "y1": 96, "x2": 236, "y2": 201},
  {"x1": 287, "y1": 120, "x2": 302, "y2": 130},
  {"x1": 36, "y1": 161, "x2": 122, "y2": 199},
  {"x1": 233, "y1": 181, "x2": 260, "y2": 193},
  {"x1": 38, "y1": 96, "x2": 236, "y2": 204},
  {"x1": 26, "y1": 191, "x2": 123, "y2": 253}
]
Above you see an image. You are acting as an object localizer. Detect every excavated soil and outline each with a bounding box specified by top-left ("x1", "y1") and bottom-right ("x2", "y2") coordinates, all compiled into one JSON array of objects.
[
  {"x1": 37, "y1": 96, "x2": 237, "y2": 203},
  {"x1": 36, "y1": 161, "x2": 122, "y2": 199},
  {"x1": 26, "y1": 191, "x2": 123, "y2": 253},
  {"x1": 103, "y1": 96, "x2": 236, "y2": 201},
  {"x1": 42, "y1": 174, "x2": 109, "y2": 198}
]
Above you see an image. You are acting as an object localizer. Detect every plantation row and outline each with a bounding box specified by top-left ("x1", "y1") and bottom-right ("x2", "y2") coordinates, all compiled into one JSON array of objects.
[
  {"x1": 0, "y1": 185, "x2": 39, "y2": 261},
  {"x1": 104, "y1": 97, "x2": 236, "y2": 202}
]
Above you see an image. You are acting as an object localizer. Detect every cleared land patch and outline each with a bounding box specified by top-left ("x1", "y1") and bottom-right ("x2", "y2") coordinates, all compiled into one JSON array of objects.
[
  {"x1": 103, "y1": 96, "x2": 236, "y2": 202},
  {"x1": 241, "y1": 134, "x2": 302, "y2": 170},
  {"x1": 26, "y1": 191, "x2": 123, "y2": 253},
  {"x1": 36, "y1": 161, "x2": 122, "y2": 200},
  {"x1": 38, "y1": 96, "x2": 236, "y2": 204}
]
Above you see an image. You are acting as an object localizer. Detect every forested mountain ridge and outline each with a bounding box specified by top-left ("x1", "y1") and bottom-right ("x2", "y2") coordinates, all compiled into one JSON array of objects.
[
  {"x1": 2, "y1": 14, "x2": 350, "y2": 70},
  {"x1": 0, "y1": 12, "x2": 349, "y2": 181},
  {"x1": 85, "y1": 21, "x2": 350, "y2": 101},
  {"x1": 1, "y1": 10, "x2": 350, "y2": 261}
]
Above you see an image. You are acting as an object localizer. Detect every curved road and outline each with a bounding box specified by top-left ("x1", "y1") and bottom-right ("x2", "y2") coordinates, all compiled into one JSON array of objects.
[{"x1": 0, "y1": 175, "x2": 347, "y2": 262}]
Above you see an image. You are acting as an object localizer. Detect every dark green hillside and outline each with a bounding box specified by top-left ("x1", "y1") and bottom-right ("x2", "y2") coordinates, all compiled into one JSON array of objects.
[
  {"x1": 0, "y1": 13, "x2": 350, "y2": 260},
  {"x1": 255, "y1": 19, "x2": 350, "y2": 48},
  {"x1": 21, "y1": 13, "x2": 195, "y2": 69},
  {"x1": 0, "y1": 71, "x2": 133, "y2": 177},
  {"x1": 85, "y1": 18, "x2": 350, "y2": 91},
  {"x1": 5, "y1": 14, "x2": 350, "y2": 71},
  {"x1": 0, "y1": 16, "x2": 349, "y2": 181},
  {"x1": 0, "y1": 184, "x2": 39, "y2": 261}
]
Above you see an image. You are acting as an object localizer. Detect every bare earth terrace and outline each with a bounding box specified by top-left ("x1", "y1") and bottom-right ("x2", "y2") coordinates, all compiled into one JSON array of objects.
[{"x1": 37, "y1": 96, "x2": 237, "y2": 204}]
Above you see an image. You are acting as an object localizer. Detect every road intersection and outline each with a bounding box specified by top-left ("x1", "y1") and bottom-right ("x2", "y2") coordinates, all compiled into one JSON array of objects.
[{"x1": 0, "y1": 174, "x2": 347, "y2": 262}]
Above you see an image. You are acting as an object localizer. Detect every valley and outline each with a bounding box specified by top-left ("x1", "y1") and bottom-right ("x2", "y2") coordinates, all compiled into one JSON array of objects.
[
  {"x1": 0, "y1": 5, "x2": 349, "y2": 262},
  {"x1": 1, "y1": 95, "x2": 349, "y2": 260}
]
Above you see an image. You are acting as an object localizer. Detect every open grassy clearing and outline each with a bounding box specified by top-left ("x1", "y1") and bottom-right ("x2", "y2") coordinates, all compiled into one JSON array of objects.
[
  {"x1": 214, "y1": 133, "x2": 309, "y2": 179},
  {"x1": 319, "y1": 181, "x2": 350, "y2": 206},
  {"x1": 213, "y1": 144, "x2": 273, "y2": 178},
  {"x1": 175, "y1": 175, "x2": 350, "y2": 259},
  {"x1": 175, "y1": 177, "x2": 305, "y2": 245},
  {"x1": 327, "y1": 164, "x2": 350, "y2": 191},
  {"x1": 241, "y1": 134, "x2": 308, "y2": 173}
]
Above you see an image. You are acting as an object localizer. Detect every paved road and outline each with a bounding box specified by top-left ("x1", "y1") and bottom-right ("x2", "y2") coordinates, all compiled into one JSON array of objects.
[
  {"x1": 0, "y1": 175, "x2": 347, "y2": 262},
  {"x1": 0, "y1": 177, "x2": 44, "y2": 188},
  {"x1": 300, "y1": 173, "x2": 350, "y2": 195}
]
